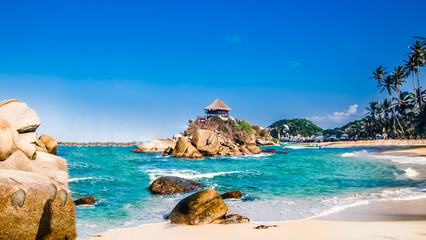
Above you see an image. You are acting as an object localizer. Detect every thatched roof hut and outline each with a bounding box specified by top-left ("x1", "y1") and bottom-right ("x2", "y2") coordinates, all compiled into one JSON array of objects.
[{"x1": 204, "y1": 99, "x2": 231, "y2": 118}]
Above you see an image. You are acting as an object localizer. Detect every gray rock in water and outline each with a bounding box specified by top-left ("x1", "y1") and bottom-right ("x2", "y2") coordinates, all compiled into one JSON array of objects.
[
  {"x1": 221, "y1": 190, "x2": 242, "y2": 199},
  {"x1": 149, "y1": 176, "x2": 204, "y2": 194}
]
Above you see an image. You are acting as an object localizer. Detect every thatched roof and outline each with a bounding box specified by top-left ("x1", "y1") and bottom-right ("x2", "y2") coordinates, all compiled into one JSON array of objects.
[{"x1": 205, "y1": 99, "x2": 231, "y2": 111}]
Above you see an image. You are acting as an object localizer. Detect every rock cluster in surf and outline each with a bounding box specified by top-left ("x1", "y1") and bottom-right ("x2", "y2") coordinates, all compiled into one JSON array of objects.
[{"x1": 0, "y1": 99, "x2": 76, "y2": 240}]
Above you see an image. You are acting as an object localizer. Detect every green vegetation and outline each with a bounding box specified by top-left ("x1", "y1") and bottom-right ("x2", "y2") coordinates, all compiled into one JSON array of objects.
[
  {"x1": 271, "y1": 138, "x2": 280, "y2": 144},
  {"x1": 364, "y1": 37, "x2": 426, "y2": 139},
  {"x1": 268, "y1": 118, "x2": 324, "y2": 138},
  {"x1": 235, "y1": 121, "x2": 252, "y2": 134}
]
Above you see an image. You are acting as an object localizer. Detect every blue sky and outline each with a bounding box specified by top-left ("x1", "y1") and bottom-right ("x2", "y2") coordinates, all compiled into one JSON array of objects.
[{"x1": 1, "y1": 0, "x2": 425, "y2": 142}]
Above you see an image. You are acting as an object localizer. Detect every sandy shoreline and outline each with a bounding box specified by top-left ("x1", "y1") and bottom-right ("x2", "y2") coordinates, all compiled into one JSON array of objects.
[
  {"x1": 90, "y1": 199, "x2": 426, "y2": 240},
  {"x1": 316, "y1": 139, "x2": 426, "y2": 156},
  {"x1": 89, "y1": 140, "x2": 426, "y2": 240}
]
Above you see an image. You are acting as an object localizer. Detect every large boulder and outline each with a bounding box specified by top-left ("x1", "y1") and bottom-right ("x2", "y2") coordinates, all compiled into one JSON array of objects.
[
  {"x1": 0, "y1": 150, "x2": 33, "y2": 172},
  {"x1": 16, "y1": 137, "x2": 37, "y2": 160},
  {"x1": 217, "y1": 146, "x2": 231, "y2": 156},
  {"x1": 0, "y1": 169, "x2": 76, "y2": 240},
  {"x1": 0, "y1": 117, "x2": 18, "y2": 161},
  {"x1": 246, "y1": 145, "x2": 261, "y2": 154},
  {"x1": 0, "y1": 100, "x2": 41, "y2": 133},
  {"x1": 171, "y1": 137, "x2": 203, "y2": 159},
  {"x1": 133, "y1": 138, "x2": 176, "y2": 153},
  {"x1": 239, "y1": 146, "x2": 252, "y2": 155},
  {"x1": 148, "y1": 176, "x2": 204, "y2": 194},
  {"x1": 168, "y1": 189, "x2": 228, "y2": 225},
  {"x1": 39, "y1": 134, "x2": 58, "y2": 155},
  {"x1": 191, "y1": 129, "x2": 220, "y2": 156}
]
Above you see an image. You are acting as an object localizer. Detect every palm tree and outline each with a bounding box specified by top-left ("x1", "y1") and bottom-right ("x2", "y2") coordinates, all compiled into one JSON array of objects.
[
  {"x1": 408, "y1": 40, "x2": 425, "y2": 106},
  {"x1": 371, "y1": 66, "x2": 386, "y2": 103},
  {"x1": 366, "y1": 101, "x2": 379, "y2": 119},
  {"x1": 381, "y1": 99, "x2": 392, "y2": 137},
  {"x1": 390, "y1": 66, "x2": 407, "y2": 135},
  {"x1": 403, "y1": 57, "x2": 419, "y2": 109},
  {"x1": 391, "y1": 65, "x2": 407, "y2": 95}
]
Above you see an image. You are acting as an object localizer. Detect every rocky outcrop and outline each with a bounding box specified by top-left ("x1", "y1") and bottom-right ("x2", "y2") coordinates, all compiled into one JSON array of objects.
[
  {"x1": 221, "y1": 190, "x2": 242, "y2": 199},
  {"x1": 171, "y1": 137, "x2": 203, "y2": 159},
  {"x1": 246, "y1": 145, "x2": 261, "y2": 154},
  {"x1": 260, "y1": 149, "x2": 288, "y2": 154},
  {"x1": 0, "y1": 170, "x2": 76, "y2": 240},
  {"x1": 162, "y1": 147, "x2": 174, "y2": 156},
  {"x1": 191, "y1": 129, "x2": 220, "y2": 156},
  {"x1": 74, "y1": 197, "x2": 96, "y2": 205},
  {"x1": 168, "y1": 189, "x2": 228, "y2": 225},
  {"x1": 0, "y1": 117, "x2": 18, "y2": 161},
  {"x1": 256, "y1": 138, "x2": 278, "y2": 146},
  {"x1": 0, "y1": 100, "x2": 41, "y2": 133},
  {"x1": 0, "y1": 99, "x2": 76, "y2": 239},
  {"x1": 40, "y1": 134, "x2": 58, "y2": 155},
  {"x1": 133, "y1": 139, "x2": 176, "y2": 153},
  {"x1": 148, "y1": 176, "x2": 203, "y2": 194}
]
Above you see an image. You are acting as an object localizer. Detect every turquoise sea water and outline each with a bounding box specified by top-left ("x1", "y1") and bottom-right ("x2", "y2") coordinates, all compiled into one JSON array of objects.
[{"x1": 59, "y1": 146, "x2": 426, "y2": 240}]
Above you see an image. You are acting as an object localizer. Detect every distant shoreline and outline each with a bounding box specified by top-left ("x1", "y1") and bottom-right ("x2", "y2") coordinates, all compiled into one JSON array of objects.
[{"x1": 58, "y1": 142, "x2": 138, "y2": 147}]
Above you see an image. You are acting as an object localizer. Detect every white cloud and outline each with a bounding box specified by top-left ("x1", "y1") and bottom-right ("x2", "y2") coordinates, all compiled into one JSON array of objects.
[
  {"x1": 308, "y1": 104, "x2": 360, "y2": 128},
  {"x1": 226, "y1": 34, "x2": 243, "y2": 43},
  {"x1": 285, "y1": 60, "x2": 301, "y2": 66}
]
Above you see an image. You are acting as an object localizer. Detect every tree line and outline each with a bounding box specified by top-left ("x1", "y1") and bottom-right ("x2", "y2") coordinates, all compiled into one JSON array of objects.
[{"x1": 366, "y1": 37, "x2": 425, "y2": 139}]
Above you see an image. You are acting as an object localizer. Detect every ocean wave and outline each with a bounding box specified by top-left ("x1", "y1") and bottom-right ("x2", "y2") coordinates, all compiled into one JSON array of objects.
[
  {"x1": 69, "y1": 177, "x2": 98, "y2": 182},
  {"x1": 369, "y1": 154, "x2": 426, "y2": 165},
  {"x1": 404, "y1": 168, "x2": 420, "y2": 179},
  {"x1": 340, "y1": 150, "x2": 368, "y2": 158},
  {"x1": 143, "y1": 169, "x2": 241, "y2": 182}
]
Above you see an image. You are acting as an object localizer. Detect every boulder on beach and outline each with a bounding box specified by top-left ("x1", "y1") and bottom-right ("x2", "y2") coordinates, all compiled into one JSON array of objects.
[
  {"x1": 191, "y1": 129, "x2": 220, "y2": 156},
  {"x1": 0, "y1": 117, "x2": 18, "y2": 161},
  {"x1": 149, "y1": 176, "x2": 204, "y2": 194},
  {"x1": 133, "y1": 138, "x2": 176, "y2": 153},
  {"x1": 0, "y1": 150, "x2": 33, "y2": 172},
  {"x1": 16, "y1": 137, "x2": 37, "y2": 160},
  {"x1": 168, "y1": 189, "x2": 228, "y2": 225},
  {"x1": 217, "y1": 214, "x2": 250, "y2": 224},
  {"x1": 0, "y1": 99, "x2": 76, "y2": 239},
  {"x1": 171, "y1": 137, "x2": 203, "y2": 159},
  {"x1": 0, "y1": 100, "x2": 41, "y2": 133},
  {"x1": 39, "y1": 134, "x2": 58, "y2": 155},
  {"x1": 74, "y1": 197, "x2": 96, "y2": 205},
  {"x1": 0, "y1": 169, "x2": 76, "y2": 240},
  {"x1": 221, "y1": 190, "x2": 242, "y2": 199}
]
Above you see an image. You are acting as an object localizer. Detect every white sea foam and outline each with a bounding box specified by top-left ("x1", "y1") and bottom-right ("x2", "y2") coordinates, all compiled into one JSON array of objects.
[
  {"x1": 314, "y1": 200, "x2": 370, "y2": 218},
  {"x1": 69, "y1": 177, "x2": 97, "y2": 182},
  {"x1": 370, "y1": 154, "x2": 426, "y2": 165},
  {"x1": 144, "y1": 169, "x2": 240, "y2": 182},
  {"x1": 404, "y1": 168, "x2": 420, "y2": 178},
  {"x1": 341, "y1": 150, "x2": 368, "y2": 158}
]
